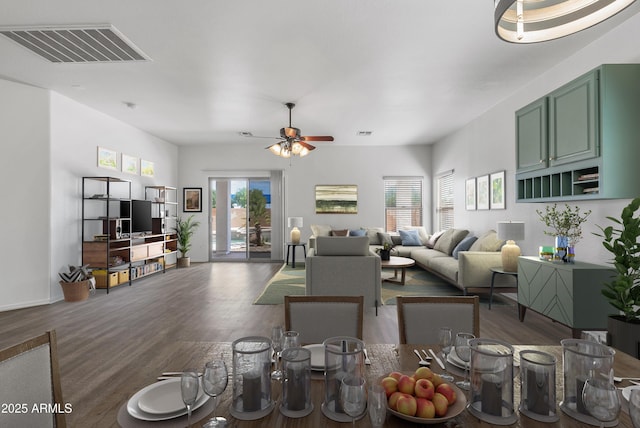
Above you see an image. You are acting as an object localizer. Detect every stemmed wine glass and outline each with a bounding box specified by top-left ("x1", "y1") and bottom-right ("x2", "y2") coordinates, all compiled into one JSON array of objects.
[
  {"x1": 180, "y1": 369, "x2": 199, "y2": 428},
  {"x1": 582, "y1": 377, "x2": 621, "y2": 428},
  {"x1": 202, "y1": 359, "x2": 228, "y2": 428},
  {"x1": 438, "y1": 327, "x2": 454, "y2": 382},
  {"x1": 340, "y1": 375, "x2": 367, "y2": 427},
  {"x1": 271, "y1": 326, "x2": 284, "y2": 380},
  {"x1": 454, "y1": 332, "x2": 475, "y2": 390},
  {"x1": 629, "y1": 388, "x2": 640, "y2": 428},
  {"x1": 368, "y1": 383, "x2": 387, "y2": 428}
]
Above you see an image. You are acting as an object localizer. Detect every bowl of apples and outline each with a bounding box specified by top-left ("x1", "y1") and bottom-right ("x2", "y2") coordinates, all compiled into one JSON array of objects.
[{"x1": 379, "y1": 367, "x2": 466, "y2": 424}]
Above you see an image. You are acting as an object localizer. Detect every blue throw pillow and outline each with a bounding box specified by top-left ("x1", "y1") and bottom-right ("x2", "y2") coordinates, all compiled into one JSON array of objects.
[
  {"x1": 398, "y1": 229, "x2": 422, "y2": 246},
  {"x1": 349, "y1": 229, "x2": 367, "y2": 237},
  {"x1": 452, "y1": 236, "x2": 478, "y2": 259}
]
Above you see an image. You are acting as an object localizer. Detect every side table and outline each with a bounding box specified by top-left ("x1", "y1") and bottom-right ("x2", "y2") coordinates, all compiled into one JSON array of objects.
[
  {"x1": 489, "y1": 267, "x2": 518, "y2": 310},
  {"x1": 286, "y1": 242, "x2": 307, "y2": 269}
]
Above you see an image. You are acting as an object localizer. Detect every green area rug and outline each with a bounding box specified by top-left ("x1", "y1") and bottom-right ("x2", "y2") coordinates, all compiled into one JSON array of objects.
[{"x1": 253, "y1": 264, "x2": 467, "y2": 305}]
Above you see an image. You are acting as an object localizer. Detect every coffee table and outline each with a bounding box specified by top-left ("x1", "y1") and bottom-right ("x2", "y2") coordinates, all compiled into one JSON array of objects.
[{"x1": 381, "y1": 256, "x2": 415, "y2": 285}]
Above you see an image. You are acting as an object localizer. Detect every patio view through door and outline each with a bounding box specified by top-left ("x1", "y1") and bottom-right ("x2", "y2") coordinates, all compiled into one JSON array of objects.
[{"x1": 210, "y1": 178, "x2": 272, "y2": 260}]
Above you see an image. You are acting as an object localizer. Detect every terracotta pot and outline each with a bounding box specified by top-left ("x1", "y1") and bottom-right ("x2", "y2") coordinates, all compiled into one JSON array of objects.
[
  {"x1": 177, "y1": 257, "x2": 191, "y2": 268},
  {"x1": 607, "y1": 315, "x2": 640, "y2": 358}
]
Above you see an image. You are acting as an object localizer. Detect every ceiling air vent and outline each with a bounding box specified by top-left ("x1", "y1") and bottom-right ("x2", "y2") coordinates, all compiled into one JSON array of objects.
[{"x1": 0, "y1": 24, "x2": 150, "y2": 63}]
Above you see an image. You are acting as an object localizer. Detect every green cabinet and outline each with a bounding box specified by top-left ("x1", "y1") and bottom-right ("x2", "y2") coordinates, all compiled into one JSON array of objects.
[{"x1": 516, "y1": 64, "x2": 640, "y2": 202}]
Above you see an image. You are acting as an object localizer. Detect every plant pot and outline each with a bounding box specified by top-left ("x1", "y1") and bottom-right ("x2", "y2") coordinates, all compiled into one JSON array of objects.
[
  {"x1": 607, "y1": 315, "x2": 640, "y2": 359},
  {"x1": 379, "y1": 250, "x2": 390, "y2": 261},
  {"x1": 59, "y1": 279, "x2": 90, "y2": 302},
  {"x1": 177, "y1": 257, "x2": 191, "y2": 268}
]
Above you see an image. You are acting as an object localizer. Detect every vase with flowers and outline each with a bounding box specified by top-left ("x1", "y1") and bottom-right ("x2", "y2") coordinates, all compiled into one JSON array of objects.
[{"x1": 536, "y1": 204, "x2": 591, "y2": 263}]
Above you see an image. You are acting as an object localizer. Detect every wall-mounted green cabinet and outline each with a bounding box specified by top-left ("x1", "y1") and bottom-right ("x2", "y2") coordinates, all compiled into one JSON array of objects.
[{"x1": 516, "y1": 64, "x2": 640, "y2": 202}]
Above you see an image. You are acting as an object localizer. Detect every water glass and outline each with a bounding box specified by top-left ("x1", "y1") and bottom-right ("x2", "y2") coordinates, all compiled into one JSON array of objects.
[
  {"x1": 368, "y1": 384, "x2": 387, "y2": 428},
  {"x1": 340, "y1": 375, "x2": 367, "y2": 427},
  {"x1": 582, "y1": 377, "x2": 620, "y2": 428},
  {"x1": 628, "y1": 388, "x2": 640, "y2": 428},
  {"x1": 283, "y1": 330, "x2": 300, "y2": 350}
]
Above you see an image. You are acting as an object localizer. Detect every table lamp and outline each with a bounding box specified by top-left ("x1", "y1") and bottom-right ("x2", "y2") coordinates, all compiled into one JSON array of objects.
[
  {"x1": 497, "y1": 221, "x2": 525, "y2": 272},
  {"x1": 288, "y1": 217, "x2": 303, "y2": 244}
]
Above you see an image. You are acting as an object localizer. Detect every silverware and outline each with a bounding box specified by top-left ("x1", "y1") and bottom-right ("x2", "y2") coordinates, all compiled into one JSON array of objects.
[
  {"x1": 420, "y1": 349, "x2": 433, "y2": 360},
  {"x1": 428, "y1": 348, "x2": 446, "y2": 370},
  {"x1": 363, "y1": 348, "x2": 371, "y2": 365},
  {"x1": 413, "y1": 349, "x2": 430, "y2": 366},
  {"x1": 613, "y1": 376, "x2": 640, "y2": 382}
]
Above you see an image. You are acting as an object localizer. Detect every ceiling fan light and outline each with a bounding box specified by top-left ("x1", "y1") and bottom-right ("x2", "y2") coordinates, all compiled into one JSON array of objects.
[
  {"x1": 268, "y1": 143, "x2": 282, "y2": 155},
  {"x1": 291, "y1": 141, "x2": 304, "y2": 155},
  {"x1": 494, "y1": 0, "x2": 637, "y2": 43},
  {"x1": 299, "y1": 147, "x2": 310, "y2": 157}
]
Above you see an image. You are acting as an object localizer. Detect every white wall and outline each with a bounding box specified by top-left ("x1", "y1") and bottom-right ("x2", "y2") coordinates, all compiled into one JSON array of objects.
[
  {"x1": 432, "y1": 13, "x2": 640, "y2": 264},
  {"x1": 178, "y1": 144, "x2": 433, "y2": 262}
]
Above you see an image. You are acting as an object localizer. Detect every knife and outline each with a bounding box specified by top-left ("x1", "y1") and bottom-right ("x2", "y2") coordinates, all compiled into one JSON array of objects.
[{"x1": 428, "y1": 348, "x2": 446, "y2": 371}]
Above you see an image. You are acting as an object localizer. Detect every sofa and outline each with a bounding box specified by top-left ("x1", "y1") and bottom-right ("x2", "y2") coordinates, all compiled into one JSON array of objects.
[{"x1": 308, "y1": 226, "x2": 516, "y2": 295}]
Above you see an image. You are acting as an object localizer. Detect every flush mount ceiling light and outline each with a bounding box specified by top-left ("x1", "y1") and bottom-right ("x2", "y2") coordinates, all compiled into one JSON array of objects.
[{"x1": 495, "y1": 0, "x2": 637, "y2": 43}]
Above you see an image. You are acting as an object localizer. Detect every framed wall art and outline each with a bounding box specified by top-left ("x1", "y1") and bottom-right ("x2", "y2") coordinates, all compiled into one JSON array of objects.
[
  {"x1": 183, "y1": 187, "x2": 202, "y2": 212},
  {"x1": 490, "y1": 170, "x2": 506, "y2": 209},
  {"x1": 315, "y1": 184, "x2": 358, "y2": 214},
  {"x1": 140, "y1": 159, "x2": 155, "y2": 177},
  {"x1": 121, "y1": 154, "x2": 138, "y2": 175},
  {"x1": 476, "y1": 175, "x2": 489, "y2": 210},
  {"x1": 97, "y1": 147, "x2": 117, "y2": 170},
  {"x1": 465, "y1": 177, "x2": 476, "y2": 211}
]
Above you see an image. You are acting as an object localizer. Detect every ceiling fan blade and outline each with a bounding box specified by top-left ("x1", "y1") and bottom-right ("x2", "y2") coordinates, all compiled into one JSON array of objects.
[
  {"x1": 298, "y1": 141, "x2": 316, "y2": 151},
  {"x1": 246, "y1": 135, "x2": 283, "y2": 139},
  {"x1": 300, "y1": 136, "x2": 334, "y2": 142}
]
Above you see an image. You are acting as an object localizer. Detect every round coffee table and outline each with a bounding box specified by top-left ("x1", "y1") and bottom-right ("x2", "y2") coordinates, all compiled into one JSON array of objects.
[{"x1": 381, "y1": 256, "x2": 415, "y2": 285}]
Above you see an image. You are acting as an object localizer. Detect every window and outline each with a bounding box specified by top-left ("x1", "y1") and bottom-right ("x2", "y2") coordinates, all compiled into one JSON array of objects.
[
  {"x1": 384, "y1": 177, "x2": 423, "y2": 232},
  {"x1": 436, "y1": 170, "x2": 454, "y2": 230}
]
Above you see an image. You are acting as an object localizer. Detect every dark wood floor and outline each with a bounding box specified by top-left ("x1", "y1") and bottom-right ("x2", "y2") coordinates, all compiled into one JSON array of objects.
[{"x1": 0, "y1": 262, "x2": 574, "y2": 427}]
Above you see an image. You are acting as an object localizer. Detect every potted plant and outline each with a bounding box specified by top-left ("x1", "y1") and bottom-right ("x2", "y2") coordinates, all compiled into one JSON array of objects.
[
  {"x1": 58, "y1": 264, "x2": 95, "y2": 302},
  {"x1": 376, "y1": 242, "x2": 394, "y2": 261},
  {"x1": 536, "y1": 203, "x2": 591, "y2": 262},
  {"x1": 175, "y1": 215, "x2": 200, "y2": 268},
  {"x1": 595, "y1": 197, "x2": 640, "y2": 358}
]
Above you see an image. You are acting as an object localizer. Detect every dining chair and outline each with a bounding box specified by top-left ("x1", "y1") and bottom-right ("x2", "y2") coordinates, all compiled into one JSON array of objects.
[
  {"x1": 396, "y1": 296, "x2": 480, "y2": 344},
  {"x1": 0, "y1": 330, "x2": 66, "y2": 428},
  {"x1": 284, "y1": 295, "x2": 364, "y2": 344}
]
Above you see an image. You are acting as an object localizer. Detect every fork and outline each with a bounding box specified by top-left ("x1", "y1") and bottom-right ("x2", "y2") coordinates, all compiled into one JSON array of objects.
[{"x1": 613, "y1": 376, "x2": 640, "y2": 382}]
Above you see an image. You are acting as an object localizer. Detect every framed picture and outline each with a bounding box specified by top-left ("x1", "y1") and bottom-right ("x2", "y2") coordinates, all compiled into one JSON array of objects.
[
  {"x1": 140, "y1": 159, "x2": 155, "y2": 177},
  {"x1": 315, "y1": 184, "x2": 358, "y2": 214},
  {"x1": 465, "y1": 178, "x2": 477, "y2": 211},
  {"x1": 97, "y1": 147, "x2": 117, "y2": 170},
  {"x1": 476, "y1": 175, "x2": 489, "y2": 210},
  {"x1": 121, "y1": 154, "x2": 138, "y2": 175},
  {"x1": 490, "y1": 170, "x2": 506, "y2": 210},
  {"x1": 183, "y1": 187, "x2": 202, "y2": 212}
]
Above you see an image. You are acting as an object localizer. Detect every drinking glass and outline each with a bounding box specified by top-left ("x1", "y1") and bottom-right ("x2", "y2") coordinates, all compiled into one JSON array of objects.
[
  {"x1": 582, "y1": 377, "x2": 621, "y2": 428},
  {"x1": 202, "y1": 360, "x2": 228, "y2": 428},
  {"x1": 271, "y1": 326, "x2": 284, "y2": 380},
  {"x1": 282, "y1": 330, "x2": 299, "y2": 351},
  {"x1": 340, "y1": 375, "x2": 367, "y2": 427},
  {"x1": 368, "y1": 384, "x2": 386, "y2": 428},
  {"x1": 454, "y1": 332, "x2": 474, "y2": 390},
  {"x1": 180, "y1": 369, "x2": 199, "y2": 428},
  {"x1": 438, "y1": 327, "x2": 454, "y2": 382},
  {"x1": 629, "y1": 388, "x2": 640, "y2": 428}
]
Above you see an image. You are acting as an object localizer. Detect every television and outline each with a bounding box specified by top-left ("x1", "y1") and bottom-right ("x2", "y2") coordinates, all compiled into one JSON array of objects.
[{"x1": 121, "y1": 200, "x2": 153, "y2": 235}]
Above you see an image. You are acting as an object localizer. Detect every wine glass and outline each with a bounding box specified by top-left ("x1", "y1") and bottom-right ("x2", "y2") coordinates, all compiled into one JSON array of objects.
[
  {"x1": 368, "y1": 383, "x2": 386, "y2": 428},
  {"x1": 630, "y1": 388, "x2": 640, "y2": 428},
  {"x1": 271, "y1": 326, "x2": 284, "y2": 380},
  {"x1": 202, "y1": 360, "x2": 228, "y2": 428},
  {"x1": 454, "y1": 332, "x2": 475, "y2": 390},
  {"x1": 582, "y1": 377, "x2": 621, "y2": 427},
  {"x1": 340, "y1": 375, "x2": 367, "y2": 427},
  {"x1": 438, "y1": 327, "x2": 454, "y2": 382},
  {"x1": 282, "y1": 330, "x2": 299, "y2": 351},
  {"x1": 180, "y1": 369, "x2": 199, "y2": 428}
]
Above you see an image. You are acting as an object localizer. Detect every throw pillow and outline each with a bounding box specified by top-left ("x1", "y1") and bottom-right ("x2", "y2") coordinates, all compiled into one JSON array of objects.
[
  {"x1": 469, "y1": 230, "x2": 504, "y2": 252},
  {"x1": 434, "y1": 229, "x2": 469, "y2": 255},
  {"x1": 310, "y1": 224, "x2": 332, "y2": 237},
  {"x1": 400, "y1": 226, "x2": 430, "y2": 246},
  {"x1": 349, "y1": 229, "x2": 367, "y2": 237},
  {"x1": 452, "y1": 236, "x2": 478, "y2": 259},
  {"x1": 426, "y1": 230, "x2": 445, "y2": 249},
  {"x1": 331, "y1": 229, "x2": 349, "y2": 236},
  {"x1": 364, "y1": 227, "x2": 384, "y2": 245},
  {"x1": 377, "y1": 232, "x2": 394, "y2": 248},
  {"x1": 398, "y1": 229, "x2": 422, "y2": 246}
]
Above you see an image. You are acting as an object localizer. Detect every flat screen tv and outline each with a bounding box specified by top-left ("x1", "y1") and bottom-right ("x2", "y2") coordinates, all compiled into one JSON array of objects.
[{"x1": 121, "y1": 200, "x2": 153, "y2": 235}]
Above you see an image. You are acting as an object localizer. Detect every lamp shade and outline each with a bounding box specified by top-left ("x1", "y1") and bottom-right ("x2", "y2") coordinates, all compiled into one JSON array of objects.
[
  {"x1": 495, "y1": 0, "x2": 637, "y2": 43},
  {"x1": 497, "y1": 221, "x2": 525, "y2": 241},
  {"x1": 288, "y1": 217, "x2": 303, "y2": 228}
]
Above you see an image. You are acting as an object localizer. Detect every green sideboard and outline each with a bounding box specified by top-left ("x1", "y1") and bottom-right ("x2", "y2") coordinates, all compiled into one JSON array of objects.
[
  {"x1": 517, "y1": 256, "x2": 615, "y2": 338},
  {"x1": 516, "y1": 64, "x2": 640, "y2": 202}
]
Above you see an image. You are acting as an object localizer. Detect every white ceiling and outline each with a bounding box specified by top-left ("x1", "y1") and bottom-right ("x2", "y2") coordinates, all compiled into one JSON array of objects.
[{"x1": 1, "y1": 1, "x2": 639, "y2": 148}]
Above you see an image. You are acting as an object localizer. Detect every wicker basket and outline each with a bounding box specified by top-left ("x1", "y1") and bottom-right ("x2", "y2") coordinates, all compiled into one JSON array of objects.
[{"x1": 59, "y1": 279, "x2": 91, "y2": 302}]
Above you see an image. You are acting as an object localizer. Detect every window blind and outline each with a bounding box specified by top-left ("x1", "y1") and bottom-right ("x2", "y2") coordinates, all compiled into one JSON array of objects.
[
  {"x1": 383, "y1": 177, "x2": 423, "y2": 232},
  {"x1": 436, "y1": 172, "x2": 454, "y2": 230}
]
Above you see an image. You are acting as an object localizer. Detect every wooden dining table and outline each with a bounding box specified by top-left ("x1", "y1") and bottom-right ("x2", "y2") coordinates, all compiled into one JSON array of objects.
[{"x1": 117, "y1": 342, "x2": 640, "y2": 427}]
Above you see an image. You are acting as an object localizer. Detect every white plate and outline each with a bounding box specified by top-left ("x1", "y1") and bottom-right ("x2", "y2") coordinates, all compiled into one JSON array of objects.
[
  {"x1": 127, "y1": 378, "x2": 209, "y2": 421},
  {"x1": 447, "y1": 349, "x2": 469, "y2": 370},
  {"x1": 303, "y1": 344, "x2": 324, "y2": 370},
  {"x1": 622, "y1": 385, "x2": 640, "y2": 401},
  {"x1": 138, "y1": 377, "x2": 205, "y2": 414}
]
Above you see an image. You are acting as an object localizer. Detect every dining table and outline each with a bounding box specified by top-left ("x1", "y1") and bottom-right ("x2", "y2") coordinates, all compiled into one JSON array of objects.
[{"x1": 117, "y1": 342, "x2": 640, "y2": 427}]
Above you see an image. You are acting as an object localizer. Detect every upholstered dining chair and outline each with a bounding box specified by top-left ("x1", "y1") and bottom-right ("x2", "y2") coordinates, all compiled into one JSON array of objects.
[
  {"x1": 0, "y1": 330, "x2": 66, "y2": 428},
  {"x1": 396, "y1": 296, "x2": 480, "y2": 344},
  {"x1": 284, "y1": 295, "x2": 364, "y2": 345}
]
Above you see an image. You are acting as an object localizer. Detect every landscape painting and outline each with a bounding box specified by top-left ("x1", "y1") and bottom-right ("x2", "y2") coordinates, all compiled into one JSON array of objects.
[{"x1": 315, "y1": 185, "x2": 358, "y2": 214}]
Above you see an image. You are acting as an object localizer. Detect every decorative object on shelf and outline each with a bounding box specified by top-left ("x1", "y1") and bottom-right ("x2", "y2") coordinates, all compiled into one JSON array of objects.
[
  {"x1": 183, "y1": 187, "x2": 202, "y2": 212},
  {"x1": 538, "y1": 246, "x2": 554, "y2": 261},
  {"x1": 490, "y1": 171, "x2": 505, "y2": 210},
  {"x1": 174, "y1": 215, "x2": 200, "y2": 268},
  {"x1": 58, "y1": 264, "x2": 95, "y2": 302},
  {"x1": 288, "y1": 217, "x2": 303, "y2": 244},
  {"x1": 97, "y1": 146, "x2": 117, "y2": 170},
  {"x1": 594, "y1": 197, "x2": 640, "y2": 358},
  {"x1": 476, "y1": 175, "x2": 489, "y2": 210},
  {"x1": 536, "y1": 204, "x2": 591, "y2": 262},
  {"x1": 315, "y1": 185, "x2": 358, "y2": 214},
  {"x1": 494, "y1": 0, "x2": 637, "y2": 44},
  {"x1": 140, "y1": 159, "x2": 154, "y2": 177},
  {"x1": 465, "y1": 177, "x2": 477, "y2": 211},
  {"x1": 497, "y1": 221, "x2": 525, "y2": 272}
]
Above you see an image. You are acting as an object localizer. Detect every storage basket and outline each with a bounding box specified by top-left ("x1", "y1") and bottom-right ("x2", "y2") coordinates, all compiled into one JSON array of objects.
[{"x1": 59, "y1": 279, "x2": 91, "y2": 302}]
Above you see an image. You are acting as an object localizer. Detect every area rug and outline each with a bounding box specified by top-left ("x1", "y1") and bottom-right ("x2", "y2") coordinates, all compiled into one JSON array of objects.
[{"x1": 253, "y1": 264, "x2": 473, "y2": 305}]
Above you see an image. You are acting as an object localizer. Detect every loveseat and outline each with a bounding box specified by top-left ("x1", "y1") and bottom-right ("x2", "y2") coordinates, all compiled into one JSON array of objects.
[{"x1": 308, "y1": 226, "x2": 516, "y2": 295}]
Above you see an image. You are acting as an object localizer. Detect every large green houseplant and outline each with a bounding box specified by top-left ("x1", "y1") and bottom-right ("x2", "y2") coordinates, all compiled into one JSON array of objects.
[
  {"x1": 595, "y1": 197, "x2": 640, "y2": 358},
  {"x1": 175, "y1": 215, "x2": 200, "y2": 268}
]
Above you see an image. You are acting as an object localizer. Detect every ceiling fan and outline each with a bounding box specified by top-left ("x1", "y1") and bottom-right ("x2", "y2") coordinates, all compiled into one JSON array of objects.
[{"x1": 252, "y1": 102, "x2": 334, "y2": 158}]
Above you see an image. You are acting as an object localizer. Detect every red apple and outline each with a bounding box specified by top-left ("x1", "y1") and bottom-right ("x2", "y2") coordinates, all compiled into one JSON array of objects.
[
  {"x1": 381, "y1": 376, "x2": 399, "y2": 397},
  {"x1": 414, "y1": 366, "x2": 434, "y2": 381},
  {"x1": 436, "y1": 383, "x2": 457, "y2": 406},
  {"x1": 432, "y1": 392, "x2": 449, "y2": 417},
  {"x1": 415, "y1": 397, "x2": 436, "y2": 419},
  {"x1": 396, "y1": 393, "x2": 417, "y2": 416},
  {"x1": 387, "y1": 391, "x2": 403, "y2": 411},
  {"x1": 431, "y1": 373, "x2": 445, "y2": 388},
  {"x1": 388, "y1": 371, "x2": 403, "y2": 381},
  {"x1": 397, "y1": 374, "x2": 416, "y2": 395},
  {"x1": 414, "y1": 378, "x2": 435, "y2": 400}
]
